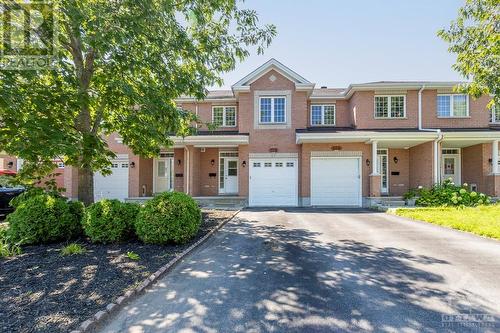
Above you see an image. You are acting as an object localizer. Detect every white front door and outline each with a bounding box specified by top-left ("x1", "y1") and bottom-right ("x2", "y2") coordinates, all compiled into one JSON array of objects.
[
  {"x1": 219, "y1": 157, "x2": 238, "y2": 194},
  {"x1": 442, "y1": 155, "x2": 460, "y2": 185},
  {"x1": 377, "y1": 150, "x2": 388, "y2": 194},
  {"x1": 249, "y1": 158, "x2": 298, "y2": 207},
  {"x1": 154, "y1": 158, "x2": 174, "y2": 193},
  {"x1": 311, "y1": 157, "x2": 361, "y2": 207}
]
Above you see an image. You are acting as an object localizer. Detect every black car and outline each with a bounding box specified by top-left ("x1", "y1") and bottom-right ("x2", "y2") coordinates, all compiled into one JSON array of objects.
[{"x1": 0, "y1": 185, "x2": 25, "y2": 218}]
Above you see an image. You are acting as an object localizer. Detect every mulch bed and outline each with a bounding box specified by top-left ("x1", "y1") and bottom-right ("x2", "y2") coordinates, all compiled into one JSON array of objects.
[{"x1": 0, "y1": 210, "x2": 235, "y2": 333}]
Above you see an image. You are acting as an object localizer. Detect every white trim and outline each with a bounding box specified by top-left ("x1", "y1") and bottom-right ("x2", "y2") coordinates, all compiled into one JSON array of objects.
[
  {"x1": 310, "y1": 156, "x2": 362, "y2": 207},
  {"x1": 249, "y1": 152, "x2": 298, "y2": 159},
  {"x1": 310, "y1": 104, "x2": 336, "y2": 126},
  {"x1": 378, "y1": 149, "x2": 389, "y2": 194},
  {"x1": 436, "y1": 94, "x2": 470, "y2": 118},
  {"x1": 311, "y1": 151, "x2": 362, "y2": 157},
  {"x1": 374, "y1": 95, "x2": 406, "y2": 119},
  {"x1": 232, "y1": 59, "x2": 311, "y2": 88},
  {"x1": 211, "y1": 105, "x2": 237, "y2": 128},
  {"x1": 296, "y1": 131, "x2": 439, "y2": 144},
  {"x1": 172, "y1": 135, "x2": 249, "y2": 146}
]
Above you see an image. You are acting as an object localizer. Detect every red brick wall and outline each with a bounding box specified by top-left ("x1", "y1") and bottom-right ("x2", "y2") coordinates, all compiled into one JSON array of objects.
[
  {"x1": 409, "y1": 142, "x2": 434, "y2": 189},
  {"x1": 388, "y1": 148, "x2": 410, "y2": 196},
  {"x1": 422, "y1": 90, "x2": 491, "y2": 128}
]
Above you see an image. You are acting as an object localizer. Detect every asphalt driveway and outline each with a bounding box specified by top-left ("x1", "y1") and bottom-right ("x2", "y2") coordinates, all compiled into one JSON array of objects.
[{"x1": 97, "y1": 209, "x2": 500, "y2": 333}]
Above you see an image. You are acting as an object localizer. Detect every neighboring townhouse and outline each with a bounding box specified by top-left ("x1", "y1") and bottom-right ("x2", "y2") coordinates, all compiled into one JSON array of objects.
[
  {"x1": 0, "y1": 152, "x2": 17, "y2": 175},
  {"x1": 64, "y1": 59, "x2": 500, "y2": 207}
]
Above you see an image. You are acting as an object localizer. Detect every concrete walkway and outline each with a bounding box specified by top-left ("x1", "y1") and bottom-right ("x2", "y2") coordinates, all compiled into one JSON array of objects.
[{"x1": 97, "y1": 209, "x2": 500, "y2": 333}]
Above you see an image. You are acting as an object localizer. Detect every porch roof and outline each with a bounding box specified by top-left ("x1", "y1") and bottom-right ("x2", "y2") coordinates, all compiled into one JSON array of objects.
[
  {"x1": 171, "y1": 133, "x2": 249, "y2": 147},
  {"x1": 441, "y1": 129, "x2": 500, "y2": 148},
  {"x1": 295, "y1": 129, "x2": 438, "y2": 148}
]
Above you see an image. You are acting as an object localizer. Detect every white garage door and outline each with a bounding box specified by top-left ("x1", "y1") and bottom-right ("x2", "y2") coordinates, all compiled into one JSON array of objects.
[
  {"x1": 94, "y1": 158, "x2": 129, "y2": 201},
  {"x1": 249, "y1": 158, "x2": 298, "y2": 207},
  {"x1": 311, "y1": 157, "x2": 361, "y2": 207}
]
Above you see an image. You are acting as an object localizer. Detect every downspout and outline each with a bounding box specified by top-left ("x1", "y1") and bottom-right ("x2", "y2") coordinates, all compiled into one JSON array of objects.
[{"x1": 418, "y1": 85, "x2": 443, "y2": 184}]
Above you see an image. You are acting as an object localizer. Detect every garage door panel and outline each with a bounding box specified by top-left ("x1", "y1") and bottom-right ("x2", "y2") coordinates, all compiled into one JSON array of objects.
[
  {"x1": 249, "y1": 158, "x2": 298, "y2": 207},
  {"x1": 311, "y1": 157, "x2": 361, "y2": 207},
  {"x1": 94, "y1": 159, "x2": 129, "y2": 201}
]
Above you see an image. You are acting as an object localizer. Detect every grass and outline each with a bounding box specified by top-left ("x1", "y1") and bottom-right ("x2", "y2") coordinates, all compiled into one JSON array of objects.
[
  {"x1": 126, "y1": 251, "x2": 140, "y2": 261},
  {"x1": 393, "y1": 204, "x2": 500, "y2": 240},
  {"x1": 60, "y1": 243, "x2": 86, "y2": 256}
]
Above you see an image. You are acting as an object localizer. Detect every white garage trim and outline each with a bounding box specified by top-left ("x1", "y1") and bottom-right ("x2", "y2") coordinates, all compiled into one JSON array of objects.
[
  {"x1": 94, "y1": 156, "x2": 129, "y2": 201},
  {"x1": 310, "y1": 156, "x2": 362, "y2": 207}
]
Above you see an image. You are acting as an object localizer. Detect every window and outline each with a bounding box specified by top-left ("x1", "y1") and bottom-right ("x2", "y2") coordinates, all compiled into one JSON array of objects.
[
  {"x1": 56, "y1": 162, "x2": 65, "y2": 169},
  {"x1": 253, "y1": 162, "x2": 261, "y2": 167},
  {"x1": 259, "y1": 97, "x2": 286, "y2": 123},
  {"x1": 121, "y1": 163, "x2": 129, "y2": 168},
  {"x1": 286, "y1": 162, "x2": 294, "y2": 167},
  {"x1": 212, "y1": 106, "x2": 237, "y2": 127},
  {"x1": 311, "y1": 105, "x2": 336, "y2": 125},
  {"x1": 111, "y1": 163, "x2": 119, "y2": 168},
  {"x1": 275, "y1": 162, "x2": 283, "y2": 167},
  {"x1": 264, "y1": 162, "x2": 272, "y2": 167},
  {"x1": 374, "y1": 96, "x2": 405, "y2": 118},
  {"x1": 490, "y1": 105, "x2": 500, "y2": 123},
  {"x1": 437, "y1": 94, "x2": 469, "y2": 117}
]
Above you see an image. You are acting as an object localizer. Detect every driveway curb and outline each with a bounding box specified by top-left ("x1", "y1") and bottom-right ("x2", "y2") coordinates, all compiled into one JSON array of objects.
[{"x1": 70, "y1": 210, "x2": 240, "y2": 333}]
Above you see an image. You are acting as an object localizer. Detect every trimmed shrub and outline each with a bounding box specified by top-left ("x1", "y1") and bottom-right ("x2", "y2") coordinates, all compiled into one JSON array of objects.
[
  {"x1": 410, "y1": 179, "x2": 491, "y2": 207},
  {"x1": 6, "y1": 194, "x2": 83, "y2": 245},
  {"x1": 135, "y1": 192, "x2": 202, "y2": 244},
  {"x1": 83, "y1": 200, "x2": 140, "y2": 243}
]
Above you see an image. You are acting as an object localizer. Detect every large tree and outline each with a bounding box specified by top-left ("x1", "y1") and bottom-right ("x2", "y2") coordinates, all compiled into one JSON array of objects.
[
  {"x1": 438, "y1": 0, "x2": 499, "y2": 108},
  {"x1": 0, "y1": 0, "x2": 276, "y2": 205}
]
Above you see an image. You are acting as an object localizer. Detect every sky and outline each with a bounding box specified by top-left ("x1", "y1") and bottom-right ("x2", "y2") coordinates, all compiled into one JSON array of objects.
[{"x1": 210, "y1": 0, "x2": 465, "y2": 90}]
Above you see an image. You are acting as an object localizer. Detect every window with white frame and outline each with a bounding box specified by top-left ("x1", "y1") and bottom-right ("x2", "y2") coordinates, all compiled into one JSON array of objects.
[
  {"x1": 311, "y1": 105, "x2": 336, "y2": 125},
  {"x1": 490, "y1": 105, "x2": 500, "y2": 123},
  {"x1": 212, "y1": 106, "x2": 236, "y2": 127},
  {"x1": 259, "y1": 97, "x2": 286, "y2": 123},
  {"x1": 374, "y1": 96, "x2": 405, "y2": 118},
  {"x1": 437, "y1": 94, "x2": 469, "y2": 117}
]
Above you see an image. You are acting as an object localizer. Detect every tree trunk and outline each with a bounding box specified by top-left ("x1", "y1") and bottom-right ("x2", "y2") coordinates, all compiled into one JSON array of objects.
[{"x1": 78, "y1": 165, "x2": 94, "y2": 206}]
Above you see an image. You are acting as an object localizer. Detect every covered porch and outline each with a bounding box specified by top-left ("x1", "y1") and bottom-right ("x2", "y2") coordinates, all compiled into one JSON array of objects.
[{"x1": 127, "y1": 134, "x2": 249, "y2": 203}]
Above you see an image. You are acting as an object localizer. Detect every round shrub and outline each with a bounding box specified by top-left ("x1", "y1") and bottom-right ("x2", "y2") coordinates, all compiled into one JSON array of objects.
[
  {"x1": 135, "y1": 192, "x2": 202, "y2": 244},
  {"x1": 83, "y1": 200, "x2": 140, "y2": 243},
  {"x1": 6, "y1": 194, "x2": 83, "y2": 245},
  {"x1": 413, "y1": 179, "x2": 491, "y2": 207}
]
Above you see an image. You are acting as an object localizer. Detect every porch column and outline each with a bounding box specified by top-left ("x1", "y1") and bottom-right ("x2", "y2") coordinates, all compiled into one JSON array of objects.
[
  {"x1": 371, "y1": 141, "x2": 379, "y2": 175},
  {"x1": 369, "y1": 141, "x2": 381, "y2": 197},
  {"x1": 492, "y1": 140, "x2": 499, "y2": 174}
]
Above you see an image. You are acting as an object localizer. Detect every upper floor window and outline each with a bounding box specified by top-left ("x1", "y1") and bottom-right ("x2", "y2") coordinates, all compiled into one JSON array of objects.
[
  {"x1": 490, "y1": 105, "x2": 499, "y2": 123},
  {"x1": 260, "y1": 97, "x2": 286, "y2": 123},
  {"x1": 437, "y1": 94, "x2": 469, "y2": 117},
  {"x1": 311, "y1": 105, "x2": 335, "y2": 125},
  {"x1": 374, "y1": 95, "x2": 405, "y2": 118},
  {"x1": 212, "y1": 106, "x2": 236, "y2": 127}
]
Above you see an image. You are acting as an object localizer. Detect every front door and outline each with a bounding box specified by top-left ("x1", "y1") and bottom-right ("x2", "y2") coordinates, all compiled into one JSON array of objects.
[
  {"x1": 155, "y1": 158, "x2": 173, "y2": 193},
  {"x1": 441, "y1": 153, "x2": 460, "y2": 185},
  {"x1": 219, "y1": 157, "x2": 238, "y2": 194}
]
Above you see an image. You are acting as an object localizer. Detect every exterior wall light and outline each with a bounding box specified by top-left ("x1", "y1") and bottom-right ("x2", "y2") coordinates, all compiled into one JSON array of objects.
[
  {"x1": 7, "y1": 161, "x2": 14, "y2": 168},
  {"x1": 210, "y1": 159, "x2": 215, "y2": 166},
  {"x1": 242, "y1": 161, "x2": 247, "y2": 167},
  {"x1": 130, "y1": 162, "x2": 136, "y2": 168},
  {"x1": 177, "y1": 159, "x2": 182, "y2": 166},
  {"x1": 366, "y1": 159, "x2": 370, "y2": 166},
  {"x1": 393, "y1": 157, "x2": 399, "y2": 164}
]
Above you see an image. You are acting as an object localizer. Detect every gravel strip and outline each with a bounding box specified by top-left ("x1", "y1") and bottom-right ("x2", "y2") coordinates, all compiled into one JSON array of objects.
[{"x1": 0, "y1": 209, "x2": 235, "y2": 333}]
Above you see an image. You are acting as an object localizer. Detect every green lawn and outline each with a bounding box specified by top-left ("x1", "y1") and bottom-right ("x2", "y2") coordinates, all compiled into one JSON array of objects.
[{"x1": 393, "y1": 204, "x2": 500, "y2": 240}]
